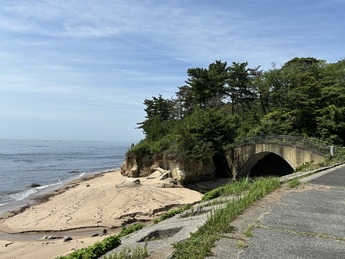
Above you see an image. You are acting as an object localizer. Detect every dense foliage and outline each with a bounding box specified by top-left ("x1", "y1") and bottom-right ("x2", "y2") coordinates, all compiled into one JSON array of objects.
[{"x1": 129, "y1": 57, "x2": 345, "y2": 161}]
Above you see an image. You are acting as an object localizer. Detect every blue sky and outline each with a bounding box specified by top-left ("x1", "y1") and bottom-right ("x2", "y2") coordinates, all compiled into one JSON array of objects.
[{"x1": 0, "y1": 0, "x2": 344, "y2": 142}]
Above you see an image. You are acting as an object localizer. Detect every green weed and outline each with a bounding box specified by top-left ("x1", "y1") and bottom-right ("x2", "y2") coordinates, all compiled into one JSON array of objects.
[
  {"x1": 171, "y1": 177, "x2": 280, "y2": 259},
  {"x1": 118, "y1": 223, "x2": 144, "y2": 238},
  {"x1": 104, "y1": 244, "x2": 149, "y2": 259},
  {"x1": 154, "y1": 205, "x2": 191, "y2": 223},
  {"x1": 201, "y1": 178, "x2": 250, "y2": 202},
  {"x1": 288, "y1": 178, "x2": 301, "y2": 188},
  {"x1": 237, "y1": 240, "x2": 248, "y2": 248},
  {"x1": 243, "y1": 224, "x2": 255, "y2": 237},
  {"x1": 58, "y1": 224, "x2": 144, "y2": 259}
]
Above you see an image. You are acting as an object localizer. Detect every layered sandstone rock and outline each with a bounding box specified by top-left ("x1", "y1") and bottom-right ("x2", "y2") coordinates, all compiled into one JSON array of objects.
[{"x1": 120, "y1": 155, "x2": 215, "y2": 185}]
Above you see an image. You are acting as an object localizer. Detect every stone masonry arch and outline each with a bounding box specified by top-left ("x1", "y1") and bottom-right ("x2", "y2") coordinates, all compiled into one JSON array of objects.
[
  {"x1": 237, "y1": 151, "x2": 294, "y2": 177},
  {"x1": 226, "y1": 135, "x2": 329, "y2": 179}
]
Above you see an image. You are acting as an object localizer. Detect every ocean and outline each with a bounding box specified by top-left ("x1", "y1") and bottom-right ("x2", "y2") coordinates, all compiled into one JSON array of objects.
[{"x1": 0, "y1": 139, "x2": 130, "y2": 212}]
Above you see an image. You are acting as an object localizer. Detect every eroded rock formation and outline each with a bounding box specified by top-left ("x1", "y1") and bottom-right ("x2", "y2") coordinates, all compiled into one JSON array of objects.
[{"x1": 120, "y1": 155, "x2": 216, "y2": 185}]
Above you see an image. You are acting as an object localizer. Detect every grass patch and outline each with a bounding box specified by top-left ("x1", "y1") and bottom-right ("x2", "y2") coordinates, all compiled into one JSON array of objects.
[
  {"x1": 58, "y1": 235, "x2": 121, "y2": 259},
  {"x1": 154, "y1": 205, "x2": 191, "y2": 223},
  {"x1": 243, "y1": 224, "x2": 255, "y2": 237},
  {"x1": 58, "y1": 224, "x2": 144, "y2": 259},
  {"x1": 118, "y1": 223, "x2": 144, "y2": 237},
  {"x1": 288, "y1": 178, "x2": 301, "y2": 188},
  {"x1": 201, "y1": 178, "x2": 250, "y2": 202},
  {"x1": 104, "y1": 244, "x2": 149, "y2": 259},
  {"x1": 324, "y1": 147, "x2": 345, "y2": 165},
  {"x1": 295, "y1": 161, "x2": 318, "y2": 172},
  {"x1": 171, "y1": 177, "x2": 280, "y2": 259},
  {"x1": 237, "y1": 240, "x2": 248, "y2": 248}
]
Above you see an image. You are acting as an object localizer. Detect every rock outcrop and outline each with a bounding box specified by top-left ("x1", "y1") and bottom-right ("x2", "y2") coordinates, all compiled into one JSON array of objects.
[
  {"x1": 121, "y1": 155, "x2": 215, "y2": 185},
  {"x1": 116, "y1": 178, "x2": 141, "y2": 188}
]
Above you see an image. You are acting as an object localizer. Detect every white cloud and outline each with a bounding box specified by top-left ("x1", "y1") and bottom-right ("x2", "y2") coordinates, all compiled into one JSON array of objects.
[{"x1": 0, "y1": 0, "x2": 344, "y2": 141}]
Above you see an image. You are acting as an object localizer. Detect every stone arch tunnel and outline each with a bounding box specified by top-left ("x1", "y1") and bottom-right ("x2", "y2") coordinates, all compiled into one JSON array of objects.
[
  {"x1": 237, "y1": 151, "x2": 295, "y2": 177},
  {"x1": 226, "y1": 135, "x2": 329, "y2": 179}
]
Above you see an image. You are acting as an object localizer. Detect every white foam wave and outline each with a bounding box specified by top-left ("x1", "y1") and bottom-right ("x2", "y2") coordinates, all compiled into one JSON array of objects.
[
  {"x1": 36, "y1": 180, "x2": 62, "y2": 190},
  {"x1": 9, "y1": 188, "x2": 38, "y2": 201}
]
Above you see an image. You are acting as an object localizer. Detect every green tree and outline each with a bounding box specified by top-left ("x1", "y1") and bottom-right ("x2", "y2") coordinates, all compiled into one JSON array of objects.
[
  {"x1": 316, "y1": 59, "x2": 345, "y2": 144},
  {"x1": 227, "y1": 62, "x2": 259, "y2": 118},
  {"x1": 178, "y1": 60, "x2": 229, "y2": 111},
  {"x1": 176, "y1": 108, "x2": 237, "y2": 160},
  {"x1": 129, "y1": 57, "x2": 345, "y2": 167},
  {"x1": 282, "y1": 57, "x2": 322, "y2": 135},
  {"x1": 259, "y1": 57, "x2": 323, "y2": 136},
  {"x1": 138, "y1": 95, "x2": 175, "y2": 140}
]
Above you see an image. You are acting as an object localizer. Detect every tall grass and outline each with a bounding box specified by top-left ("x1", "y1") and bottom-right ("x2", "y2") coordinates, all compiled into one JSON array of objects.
[
  {"x1": 154, "y1": 205, "x2": 191, "y2": 223},
  {"x1": 171, "y1": 177, "x2": 280, "y2": 259},
  {"x1": 103, "y1": 244, "x2": 149, "y2": 259},
  {"x1": 201, "y1": 178, "x2": 250, "y2": 202}
]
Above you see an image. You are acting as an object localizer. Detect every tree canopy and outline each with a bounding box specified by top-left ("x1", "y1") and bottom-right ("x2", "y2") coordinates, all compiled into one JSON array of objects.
[{"x1": 129, "y1": 57, "x2": 345, "y2": 161}]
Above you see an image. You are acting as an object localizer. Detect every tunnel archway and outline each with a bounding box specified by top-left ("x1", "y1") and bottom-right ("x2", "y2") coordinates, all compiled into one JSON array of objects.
[{"x1": 238, "y1": 152, "x2": 294, "y2": 178}]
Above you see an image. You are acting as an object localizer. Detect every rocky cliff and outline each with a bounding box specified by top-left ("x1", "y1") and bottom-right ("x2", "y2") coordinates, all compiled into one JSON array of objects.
[{"x1": 120, "y1": 155, "x2": 216, "y2": 185}]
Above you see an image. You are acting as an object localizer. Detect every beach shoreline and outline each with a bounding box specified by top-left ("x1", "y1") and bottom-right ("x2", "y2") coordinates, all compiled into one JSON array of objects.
[
  {"x1": 0, "y1": 169, "x2": 115, "y2": 220},
  {"x1": 0, "y1": 169, "x2": 203, "y2": 258}
]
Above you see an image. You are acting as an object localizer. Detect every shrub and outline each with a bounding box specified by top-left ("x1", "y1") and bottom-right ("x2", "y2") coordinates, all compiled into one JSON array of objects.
[
  {"x1": 201, "y1": 187, "x2": 226, "y2": 202},
  {"x1": 58, "y1": 224, "x2": 144, "y2": 259},
  {"x1": 118, "y1": 223, "x2": 144, "y2": 237},
  {"x1": 58, "y1": 235, "x2": 121, "y2": 259}
]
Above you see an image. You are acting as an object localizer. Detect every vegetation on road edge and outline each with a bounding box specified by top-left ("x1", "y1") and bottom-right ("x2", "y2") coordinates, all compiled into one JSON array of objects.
[
  {"x1": 103, "y1": 244, "x2": 149, "y2": 259},
  {"x1": 154, "y1": 204, "x2": 192, "y2": 223},
  {"x1": 171, "y1": 177, "x2": 280, "y2": 259},
  {"x1": 201, "y1": 178, "x2": 250, "y2": 202}
]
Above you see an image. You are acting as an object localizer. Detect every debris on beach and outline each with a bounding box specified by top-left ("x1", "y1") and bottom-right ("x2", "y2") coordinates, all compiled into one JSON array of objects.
[{"x1": 63, "y1": 236, "x2": 73, "y2": 242}]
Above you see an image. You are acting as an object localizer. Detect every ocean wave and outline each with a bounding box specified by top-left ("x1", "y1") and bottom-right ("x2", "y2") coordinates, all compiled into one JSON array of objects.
[
  {"x1": 8, "y1": 188, "x2": 38, "y2": 201},
  {"x1": 35, "y1": 180, "x2": 62, "y2": 190}
]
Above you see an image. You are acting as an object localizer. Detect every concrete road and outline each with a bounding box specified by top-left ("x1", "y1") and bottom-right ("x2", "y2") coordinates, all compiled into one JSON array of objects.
[{"x1": 210, "y1": 165, "x2": 345, "y2": 259}]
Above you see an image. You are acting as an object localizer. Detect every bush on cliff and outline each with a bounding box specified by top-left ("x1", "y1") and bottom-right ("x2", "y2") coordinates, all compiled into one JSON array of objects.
[
  {"x1": 126, "y1": 134, "x2": 176, "y2": 158},
  {"x1": 128, "y1": 107, "x2": 237, "y2": 163}
]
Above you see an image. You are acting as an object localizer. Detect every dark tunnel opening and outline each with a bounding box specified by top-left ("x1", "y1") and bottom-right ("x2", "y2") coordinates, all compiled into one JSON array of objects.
[
  {"x1": 249, "y1": 153, "x2": 294, "y2": 177},
  {"x1": 213, "y1": 155, "x2": 232, "y2": 178}
]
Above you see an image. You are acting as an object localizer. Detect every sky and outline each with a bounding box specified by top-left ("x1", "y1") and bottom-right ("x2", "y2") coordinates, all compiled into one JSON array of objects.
[{"x1": 0, "y1": 0, "x2": 344, "y2": 142}]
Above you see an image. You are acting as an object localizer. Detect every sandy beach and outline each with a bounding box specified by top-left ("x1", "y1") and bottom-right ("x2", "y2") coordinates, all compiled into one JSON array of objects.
[{"x1": 0, "y1": 170, "x2": 203, "y2": 259}]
